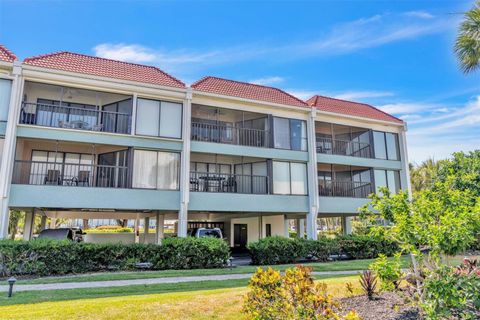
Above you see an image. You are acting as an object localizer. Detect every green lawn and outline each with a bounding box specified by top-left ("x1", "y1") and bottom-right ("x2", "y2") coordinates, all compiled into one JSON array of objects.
[
  {"x1": 0, "y1": 275, "x2": 362, "y2": 319},
  {"x1": 14, "y1": 256, "x2": 410, "y2": 285},
  {"x1": 0, "y1": 274, "x2": 354, "y2": 307}
]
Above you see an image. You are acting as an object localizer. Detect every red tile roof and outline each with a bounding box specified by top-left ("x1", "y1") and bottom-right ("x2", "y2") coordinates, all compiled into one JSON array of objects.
[
  {"x1": 306, "y1": 95, "x2": 403, "y2": 124},
  {"x1": 0, "y1": 45, "x2": 17, "y2": 63},
  {"x1": 23, "y1": 51, "x2": 185, "y2": 88},
  {"x1": 192, "y1": 76, "x2": 308, "y2": 108}
]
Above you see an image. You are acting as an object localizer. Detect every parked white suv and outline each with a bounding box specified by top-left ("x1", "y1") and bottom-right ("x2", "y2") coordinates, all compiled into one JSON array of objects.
[{"x1": 189, "y1": 228, "x2": 223, "y2": 239}]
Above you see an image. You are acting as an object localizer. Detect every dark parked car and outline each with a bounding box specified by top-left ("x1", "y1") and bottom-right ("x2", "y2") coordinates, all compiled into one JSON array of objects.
[{"x1": 37, "y1": 227, "x2": 85, "y2": 242}]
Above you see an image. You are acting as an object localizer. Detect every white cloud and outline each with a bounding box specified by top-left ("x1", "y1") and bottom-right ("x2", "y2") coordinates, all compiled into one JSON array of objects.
[
  {"x1": 92, "y1": 11, "x2": 451, "y2": 75},
  {"x1": 333, "y1": 91, "x2": 394, "y2": 100},
  {"x1": 403, "y1": 11, "x2": 434, "y2": 19},
  {"x1": 377, "y1": 102, "x2": 437, "y2": 114},
  {"x1": 249, "y1": 76, "x2": 285, "y2": 86},
  {"x1": 93, "y1": 44, "x2": 156, "y2": 63}
]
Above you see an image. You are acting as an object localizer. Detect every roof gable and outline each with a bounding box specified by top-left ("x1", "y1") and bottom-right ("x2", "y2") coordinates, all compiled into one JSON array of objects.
[
  {"x1": 306, "y1": 95, "x2": 403, "y2": 124},
  {"x1": 23, "y1": 51, "x2": 185, "y2": 89},
  {"x1": 192, "y1": 76, "x2": 308, "y2": 108}
]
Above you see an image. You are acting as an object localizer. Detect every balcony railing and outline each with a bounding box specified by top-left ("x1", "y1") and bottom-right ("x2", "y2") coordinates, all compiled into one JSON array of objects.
[
  {"x1": 316, "y1": 137, "x2": 371, "y2": 158},
  {"x1": 191, "y1": 122, "x2": 269, "y2": 148},
  {"x1": 20, "y1": 102, "x2": 132, "y2": 134},
  {"x1": 189, "y1": 171, "x2": 269, "y2": 194},
  {"x1": 318, "y1": 180, "x2": 373, "y2": 198},
  {"x1": 12, "y1": 160, "x2": 129, "y2": 188}
]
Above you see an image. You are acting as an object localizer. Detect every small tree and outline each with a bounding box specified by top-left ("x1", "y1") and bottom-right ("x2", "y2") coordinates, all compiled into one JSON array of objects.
[{"x1": 243, "y1": 266, "x2": 360, "y2": 320}]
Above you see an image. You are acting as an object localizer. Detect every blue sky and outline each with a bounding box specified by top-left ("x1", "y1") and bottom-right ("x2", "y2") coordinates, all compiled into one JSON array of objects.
[{"x1": 1, "y1": 0, "x2": 478, "y2": 162}]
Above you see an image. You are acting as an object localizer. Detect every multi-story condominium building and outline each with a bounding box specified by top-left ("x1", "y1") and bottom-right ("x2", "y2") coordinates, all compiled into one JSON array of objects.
[{"x1": 0, "y1": 45, "x2": 410, "y2": 248}]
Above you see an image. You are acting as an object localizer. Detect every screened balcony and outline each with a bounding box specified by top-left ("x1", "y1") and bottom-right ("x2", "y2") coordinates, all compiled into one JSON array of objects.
[
  {"x1": 20, "y1": 82, "x2": 133, "y2": 134},
  {"x1": 316, "y1": 122, "x2": 372, "y2": 158},
  {"x1": 191, "y1": 104, "x2": 270, "y2": 148},
  {"x1": 12, "y1": 139, "x2": 130, "y2": 189},
  {"x1": 190, "y1": 153, "x2": 269, "y2": 194},
  {"x1": 318, "y1": 164, "x2": 373, "y2": 198}
]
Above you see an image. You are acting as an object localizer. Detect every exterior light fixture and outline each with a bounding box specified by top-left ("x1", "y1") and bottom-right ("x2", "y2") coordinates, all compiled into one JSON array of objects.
[{"x1": 7, "y1": 277, "x2": 16, "y2": 298}]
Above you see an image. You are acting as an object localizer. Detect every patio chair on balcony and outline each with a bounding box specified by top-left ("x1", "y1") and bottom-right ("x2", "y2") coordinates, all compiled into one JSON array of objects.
[
  {"x1": 190, "y1": 178, "x2": 200, "y2": 191},
  {"x1": 221, "y1": 176, "x2": 237, "y2": 193},
  {"x1": 44, "y1": 170, "x2": 61, "y2": 185},
  {"x1": 75, "y1": 171, "x2": 91, "y2": 187}
]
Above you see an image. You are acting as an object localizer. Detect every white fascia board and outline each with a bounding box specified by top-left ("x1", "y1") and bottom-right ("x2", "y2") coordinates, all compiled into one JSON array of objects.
[
  {"x1": 191, "y1": 90, "x2": 311, "y2": 114},
  {"x1": 21, "y1": 65, "x2": 187, "y2": 99},
  {"x1": 315, "y1": 109, "x2": 405, "y2": 129}
]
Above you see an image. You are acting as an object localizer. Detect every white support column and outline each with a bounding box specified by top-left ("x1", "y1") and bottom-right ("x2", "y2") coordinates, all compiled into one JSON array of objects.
[
  {"x1": 306, "y1": 108, "x2": 319, "y2": 240},
  {"x1": 143, "y1": 217, "x2": 150, "y2": 244},
  {"x1": 398, "y1": 126, "x2": 413, "y2": 199},
  {"x1": 23, "y1": 209, "x2": 35, "y2": 241},
  {"x1": 341, "y1": 216, "x2": 353, "y2": 235},
  {"x1": 284, "y1": 216, "x2": 289, "y2": 238},
  {"x1": 155, "y1": 212, "x2": 164, "y2": 245},
  {"x1": 299, "y1": 219, "x2": 305, "y2": 238},
  {"x1": 177, "y1": 89, "x2": 192, "y2": 238},
  {"x1": 0, "y1": 62, "x2": 23, "y2": 239}
]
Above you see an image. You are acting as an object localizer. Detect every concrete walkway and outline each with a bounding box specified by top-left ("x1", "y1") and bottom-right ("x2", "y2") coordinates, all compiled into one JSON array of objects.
[{"x1": 0, "y1": 270, "x2": 361, "y2": 292}]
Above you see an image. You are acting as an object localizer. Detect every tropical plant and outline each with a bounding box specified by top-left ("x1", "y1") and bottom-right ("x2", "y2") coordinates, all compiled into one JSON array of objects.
[
  {"x1": 409, "y1": 158, "x2": 441, "y2": 193},
  {"x1": 243, "y1": 266, "x2": 361, "y2": 320},
  {"x1": 455, "y1": 1, "x2": 480, "y2": 73},
  {"x1": 359, "y1": 270, "x2": 378, "y2": 300}
]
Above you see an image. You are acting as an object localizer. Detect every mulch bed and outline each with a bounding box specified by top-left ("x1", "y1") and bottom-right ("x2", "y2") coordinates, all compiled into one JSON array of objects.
[{"x1": 341, "y1": 292, "x2": 420, "y2": 320}]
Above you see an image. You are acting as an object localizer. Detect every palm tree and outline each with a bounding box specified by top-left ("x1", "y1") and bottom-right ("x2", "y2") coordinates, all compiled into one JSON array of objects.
[
  {"x1": 409, "y1": 158, "x2": 441, "y2": 193},
  {"x1": 455, "y1": 1, "x2": 480, "y2": 73}
]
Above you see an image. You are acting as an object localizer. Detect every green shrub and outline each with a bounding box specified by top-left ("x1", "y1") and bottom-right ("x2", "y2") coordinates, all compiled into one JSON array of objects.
[
  {"x1": 248, "y1": 235, "x2": 398, "y2": 266},
  {"x1": 247, "y1": 236, "x2": 303, "y2": 265},
  {"x1": 423, "y1": 262, "x2": 480, "y2": 320},
  {"x1": 370, "y1": 253, "x2": 403, "y2": 291},
  {"x1": 335, "y1": 235, "x2": 398, "y2": 259},
  {"x1": 0, "y1": 237, "x2": 230, "y2": 277},
  {"x1": 299, "y1": 237, "x2": 334, "y2": 262},
  {"x1": 243, "y1": 266, "x2": 361, "y2": 320}
]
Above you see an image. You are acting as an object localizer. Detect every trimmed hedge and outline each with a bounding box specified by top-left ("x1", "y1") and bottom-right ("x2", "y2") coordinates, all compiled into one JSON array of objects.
[
  {"x1": 0, "y1": 237, "x2": 230, "y2": 277},
  {"x1": 247, "y1": 235, "x2": 398, "y2": 265}
]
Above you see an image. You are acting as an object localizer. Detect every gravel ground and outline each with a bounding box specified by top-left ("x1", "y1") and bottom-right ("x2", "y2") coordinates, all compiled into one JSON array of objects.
[{"x1": 341, "y1": 292, "x2": 420, "y2": 320}]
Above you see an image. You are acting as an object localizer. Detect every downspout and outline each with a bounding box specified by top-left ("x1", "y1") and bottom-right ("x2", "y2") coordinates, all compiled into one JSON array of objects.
[
  {"x1": 177, "y1": 88, "x2": 192, "y2": 237},
  {"x1": 306, "y1": 107, "x2": 319, "y2": 240}
]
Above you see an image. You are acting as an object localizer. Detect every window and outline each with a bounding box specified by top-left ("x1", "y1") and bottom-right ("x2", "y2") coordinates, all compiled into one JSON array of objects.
[
  {"x1": 385, "y1": 133, "x2": 399, "y2": 160},
  {"x1": 0, "y1": 79, "x2": 12, "y2": 121},
  {"x1": 373, "y1": 131, "x2": 400, "y2": 160},
  {"x1": 132, "y1": 150, "x2": 180, "y2": 190},
  {"x1": 373, "y1": 131, "x2": 387, "y2": 159},
  {"x1": 273, "y1": 118, "x2": 290, "y2": 149},
  {"x1": 374, "y1": 169, "x2": 400, "y2": 194},
  {"x1": 290, "y1": 162, "x2": 308, "y2": 195},
  {"x1": 102, "y1": 99, "x2": 132, "y2": 134},
  {"x1": 272, "y1": 161, "x2": 291, "y2": 194},
  {"x1": 135, "y1": 98, "x2": 182, "y2": 138},
  {"x1": 272, "y1": 161, "x2": 308, "y2": 195},
  {"x1": 273, "y1": 117, "x2": 307, "y2": 151}
]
